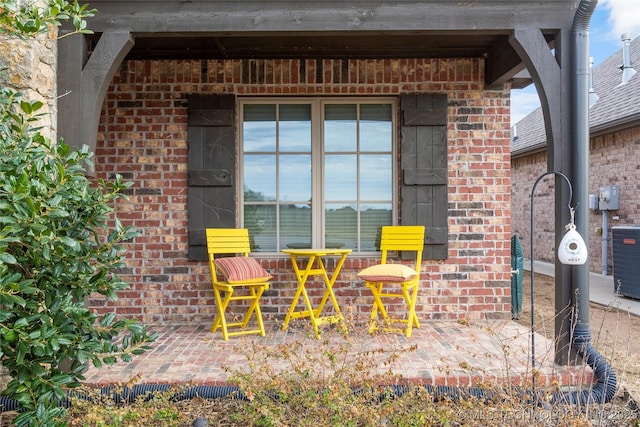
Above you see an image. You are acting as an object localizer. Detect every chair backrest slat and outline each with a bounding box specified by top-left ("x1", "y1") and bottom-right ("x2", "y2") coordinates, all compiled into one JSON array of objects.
[
  {"x1": 380, "y1": 226, "x2": 425, "y2": 251},
  {"x1": 206, "y1": 228, "x2": 251, "y2": 256},
  {"x1": 379, "y1": 225, "x2": 425, "y2": 268}
]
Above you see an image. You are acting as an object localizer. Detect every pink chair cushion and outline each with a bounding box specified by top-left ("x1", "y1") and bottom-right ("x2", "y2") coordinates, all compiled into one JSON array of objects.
[{"x1": 215, "y1": 256, "x2": 272, "y2": 284}]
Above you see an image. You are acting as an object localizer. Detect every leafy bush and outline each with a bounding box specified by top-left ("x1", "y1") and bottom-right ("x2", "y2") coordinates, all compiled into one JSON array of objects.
[
  {"x1": 1, "y1": 0, "x2": 95, "y2": 39},
  {"x1": 0, "y1": 83, "x2": 156, "y2": 427},
  {"x1": 0, "y1": 3, "x2": 156, "y2": 425},
  {"x1": 0, "y1": 90, "x2": 156, "y2": 426}
]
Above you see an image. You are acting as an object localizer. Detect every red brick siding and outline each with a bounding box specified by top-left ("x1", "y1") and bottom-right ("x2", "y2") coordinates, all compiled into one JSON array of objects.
[
  {"x1": 510, "y1": 126, "x2": 640, "y2": 275},
  {"x1": 510, "y1": 152, "x2": 550, "y2": 262},
  {"x1": 92, "y1": 58, "x2": 512, "y2": 325}
]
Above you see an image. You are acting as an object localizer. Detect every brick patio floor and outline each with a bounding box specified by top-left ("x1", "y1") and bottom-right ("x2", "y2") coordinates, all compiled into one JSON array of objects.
[{"x1": 81, "y1": 320, "x2": 593, "y2": 391}]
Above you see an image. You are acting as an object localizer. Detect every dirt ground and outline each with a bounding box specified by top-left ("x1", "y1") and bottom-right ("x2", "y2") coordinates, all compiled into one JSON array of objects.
[{"x1": 516, "y1": 271, "x2": 640, "y2": 401}]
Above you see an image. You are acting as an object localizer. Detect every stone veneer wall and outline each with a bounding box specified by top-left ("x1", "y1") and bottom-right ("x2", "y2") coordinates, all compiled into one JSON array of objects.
[
  {"x1": 0, "y1": 32, "x2": 57, "y2": 141},
  {"x1": 91, "y1": 58, "x2": 513, "y2": 325}
]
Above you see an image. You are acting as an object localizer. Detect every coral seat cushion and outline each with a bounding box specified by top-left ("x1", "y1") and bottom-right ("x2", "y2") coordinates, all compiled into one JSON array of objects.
[
  {"x1": 215, "y1": 256, "x2": 272, "y2": 283},
  {"x1": 357, "y1": 264, "x2": 418, "y2": 283}
]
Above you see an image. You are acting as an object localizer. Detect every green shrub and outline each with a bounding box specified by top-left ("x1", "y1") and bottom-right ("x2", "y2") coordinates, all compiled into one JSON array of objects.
[
  {"x1": 0, "y1": 4, "x2": 156, "y2": 425},
  {"x1": 0, "y1": 84, "x2": 156, "y2": 426}
]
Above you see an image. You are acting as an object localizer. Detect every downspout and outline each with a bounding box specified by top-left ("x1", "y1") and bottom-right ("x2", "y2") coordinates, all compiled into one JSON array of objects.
[{"x1": 564, "y1": 0, "x2": 617, "y2": 404}]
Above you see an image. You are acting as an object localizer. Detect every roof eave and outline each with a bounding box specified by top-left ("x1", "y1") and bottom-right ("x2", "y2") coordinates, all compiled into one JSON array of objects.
[
  {"x1": 590, "y1": 113, "x2": 640, "y2": 138},
  {"x1": 510, "y1": 113, "x2": 640, "y2": 157},
  {"x1": 510, "y1": 143, "x2": 548, "y2": 159}
]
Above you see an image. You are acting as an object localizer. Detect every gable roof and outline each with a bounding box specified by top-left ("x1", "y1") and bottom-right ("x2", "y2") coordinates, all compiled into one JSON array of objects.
[{"x1": 511, "y1": 35, "x2": 640, "y2": 157}]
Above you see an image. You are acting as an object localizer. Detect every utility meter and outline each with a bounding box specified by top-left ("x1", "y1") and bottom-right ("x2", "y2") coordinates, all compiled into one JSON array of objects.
[{"x1": 598, "y1": 185, "x2": 619, "y2": 211}]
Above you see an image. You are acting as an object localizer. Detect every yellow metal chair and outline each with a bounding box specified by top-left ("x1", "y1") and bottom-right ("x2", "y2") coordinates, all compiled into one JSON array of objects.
[
  {"x1": 206, "y1": 228, "x2": 271, "y2": 340},
  {"x1": 358, "y1": 225, "x2": 425, "y2": 338}
]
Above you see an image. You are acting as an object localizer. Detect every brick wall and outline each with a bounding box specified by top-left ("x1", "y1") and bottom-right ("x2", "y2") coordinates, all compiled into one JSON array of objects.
[
  {"x1": 92, "y1": 58, "x2": 512, "y2": 325},
  {"x1": 589, "y1": 127, "x2": 640, "y2": 274},
  {"x1": 510, "y1": 151, "x2": 552, "y2": 262},
  {"x1": 510, "y1": 126, "x2": 640, "y2": 275}
]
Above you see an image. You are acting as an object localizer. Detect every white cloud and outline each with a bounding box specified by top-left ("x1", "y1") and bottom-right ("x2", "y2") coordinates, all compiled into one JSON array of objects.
[
  {"x1": 510, "y1": 87, "x2": 540, "y2": 126},
  {"x1": 601, "y1": 0, "x2": 640, "y2": 40}
]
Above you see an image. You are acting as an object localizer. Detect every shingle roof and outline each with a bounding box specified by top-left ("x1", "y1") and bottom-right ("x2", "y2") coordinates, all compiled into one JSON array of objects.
[
  {"x1": 511, "y1": 105, "x2": 546, "y2": 155},
  {"x1": 511, "y1": 35, "x2": 640, "y2": 156}
]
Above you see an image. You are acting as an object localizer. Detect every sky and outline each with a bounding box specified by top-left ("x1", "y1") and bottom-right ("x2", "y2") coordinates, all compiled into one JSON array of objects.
[{"x1": 510, "y1": 0, "x2": 640, "y2": 125}]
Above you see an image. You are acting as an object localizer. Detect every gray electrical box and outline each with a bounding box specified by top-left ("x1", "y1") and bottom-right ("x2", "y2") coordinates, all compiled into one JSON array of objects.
[{"x1": 599, "y1": 185, "x2": 619, "y2": 210}]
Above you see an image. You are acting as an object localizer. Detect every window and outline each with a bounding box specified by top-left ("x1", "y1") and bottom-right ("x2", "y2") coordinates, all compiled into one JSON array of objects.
[
  {"x1": 188, "y1": 93, "x2": 445, "y2": 262},
  {"x1": 240, "y1": 98, "x2": 396, "y2": 253}
]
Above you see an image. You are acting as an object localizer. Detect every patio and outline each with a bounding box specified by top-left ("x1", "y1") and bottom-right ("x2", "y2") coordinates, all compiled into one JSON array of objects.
[{"x1": 81, "y1": 320, "x2": 593, "y2": 391}]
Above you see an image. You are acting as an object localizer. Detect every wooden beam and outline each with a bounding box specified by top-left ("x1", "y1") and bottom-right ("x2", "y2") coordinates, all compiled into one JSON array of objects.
[
  {"x1": 58, "y1": 31, "x2": 133, "y2": 174},
  {"x1": 485, "y1": 39, "x2": 529, "y2": 90},
  {"x1": 509, "y1": 28, "x2": 563, "y2": 155},
  {"x1": 58, "y1": 31, "x2": 86, "y2": 151},
  {"x1": 510, "y1": 27, "x2": 575, "y2": 365},
  {"x1": 82, "y1": 1, "x2": 575, "y2": 34},
  {"x1": 81, "y1": 32, "x2": 134, "y2": 174}
]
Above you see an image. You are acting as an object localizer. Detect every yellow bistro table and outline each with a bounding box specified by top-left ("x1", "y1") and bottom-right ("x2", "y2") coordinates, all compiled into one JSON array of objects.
[{"x1": 281, "y1": 248, "x2": 352, "y2": 338}]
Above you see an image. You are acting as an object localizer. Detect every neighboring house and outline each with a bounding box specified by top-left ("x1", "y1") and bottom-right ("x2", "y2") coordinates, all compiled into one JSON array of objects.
[
  {"x1": 511, "y1": 35, "x2": 640, "y2": 276},
  {"x1": 56, "y1": 1, "x2": 584, "y2": 327}
]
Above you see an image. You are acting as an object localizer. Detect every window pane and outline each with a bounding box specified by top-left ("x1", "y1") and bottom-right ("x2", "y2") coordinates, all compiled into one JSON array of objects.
[
  {"x1": 325, "y1": 154, "x2": 356, "y2": 201},
  {"x1": 242, "y1": 99, "x2": 395, "y2": 253},
  {"x1": 244, "y1": 104, "x2": 276, "y2": 152},
  {"x1": 245, "y1": 205, "x2": 277, "y2": 252},
  {"x1": 280, "y1": 155, "x2": 311, "y2": 202},
  {"x1": 244, "y1": 154, "x2": 276, "y2": 201},
  {"x1": 360, "y1": 104, "x2": 392, "y2": 152},
  {"x1": 360, "y1": 204, "x2": 393, "y2": 251},
  {"x1": 280, "y1": 204, "x2": 312, "y2": 250},
  {"x1": 360, "y1": 155, "x2": 392, "y2": 201},
  {"x1": 325, "y1": 204, "x2": 357, "y2": 250},
  {"x1": 280, "y1": 104, "x2": 311, "y2": 152},
  {"x1": 324, "y1": 104, "x2": 357, "y2": 152}
]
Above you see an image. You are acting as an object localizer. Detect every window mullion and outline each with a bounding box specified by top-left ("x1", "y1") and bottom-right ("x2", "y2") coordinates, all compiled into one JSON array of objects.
[
  {"x1": 275, "y1": 105, "x2": 281, "y2": 251},
  {"x1": 356, "y1": 105, "x2": 361, "y2": 252},
  {"x1": 312, "y1": 99, "x2": 323, "y2": 248}
]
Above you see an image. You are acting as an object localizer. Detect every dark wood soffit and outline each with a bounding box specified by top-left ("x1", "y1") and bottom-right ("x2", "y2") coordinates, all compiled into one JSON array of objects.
[
  {"x1": 85, "y1": 31, "x2": 553, "y2": 89},
  {"x1": 119, "y1": 32, "x2": 512, "y2": 59},
  {"x1": 81, "y1": 0, "x2": 574, "y2": 89}
]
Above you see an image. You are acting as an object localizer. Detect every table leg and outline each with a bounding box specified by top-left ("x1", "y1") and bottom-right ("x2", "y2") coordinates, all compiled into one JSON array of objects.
[
  {"x1": 314, "y1": 254, "x2": 346, "y2": 322},
  {"x1": 282, "y1": 252, "x2": 348, "y2": 338},
  {"x1": 282, "y1": 255, "x2": 321, "y2": 336}
]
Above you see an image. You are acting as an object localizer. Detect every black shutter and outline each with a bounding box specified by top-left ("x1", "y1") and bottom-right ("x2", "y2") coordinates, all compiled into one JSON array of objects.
[
  {"x1": 400, "y1": 94, "x2": 448, "y2": 260},
  {"x1": 187, "y1": 94, "x2": 236, "y2": 261}
]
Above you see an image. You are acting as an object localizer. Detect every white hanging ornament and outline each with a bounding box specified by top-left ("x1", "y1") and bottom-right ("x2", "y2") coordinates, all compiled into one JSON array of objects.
[{"x1": 557, "y1": 207, "x2": 588, "y2": 265}]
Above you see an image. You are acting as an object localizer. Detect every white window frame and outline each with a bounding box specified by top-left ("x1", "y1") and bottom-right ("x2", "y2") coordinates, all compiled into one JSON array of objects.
[{"x1": 239, "y1": 97, "x2": 397, "y2": 254}]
